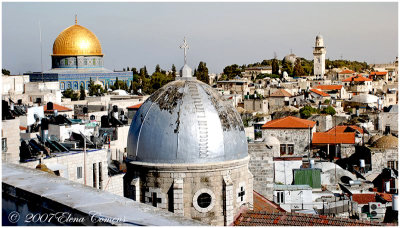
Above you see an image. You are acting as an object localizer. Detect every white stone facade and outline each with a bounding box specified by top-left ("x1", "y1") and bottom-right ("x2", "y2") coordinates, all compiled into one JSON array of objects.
[
  {"x1": 2, "y1": 118, "x2": 21, "y2": 164},
  {"x1": 124, "y1": 157, "x2": 253, "y2": 226},
  {"x1": 313, "y1": 35, "x2": 326, "y2": 77}
]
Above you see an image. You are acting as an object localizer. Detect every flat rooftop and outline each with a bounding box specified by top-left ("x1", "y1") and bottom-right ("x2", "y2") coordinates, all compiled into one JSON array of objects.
[{"x1": 2, "y1": 163, "x2": 204, "y2": 226}]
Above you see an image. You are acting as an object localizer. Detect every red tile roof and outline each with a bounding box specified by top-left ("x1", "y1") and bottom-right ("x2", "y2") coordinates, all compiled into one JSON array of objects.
[
  {"x1": 326, "y1": 125, "x2": 364, "y2": 134},
  {"x1": 342, "y1": 75, "x2": 372, "y2": 82},
  {"x1": 253, "y1": 191, "x2": 285, "y2": 212},
  {"x1": 44, "y1": 103, "x2": 72, "y2": 113},
  {"x1": 370, "y1": 72, "x2": 388, "y2": 76},
  {"x1": 19, "y1": 126, "x2": 27, "y2": 131},
  {"x1": 352, "y1": 194, "x2": 377, "y2": 205},
  {"x1": 377, "y1": 193, "x2": 392, "y2": 202},
  {"x1": 315, "y1": 85, "x2": 343, "y2": 91},
  {"x1": 261, "y1": 116, "x2": 316, "y2": 129},
  {"x1": 270, "y1": 89, "x2": 293, "y2": 97},
  {"x1": 310, "y1": 89, "x2": 330, "y2": 97},
  {"x1": 127, "y1": 103, "x2": 143, "y2": 109},
  {"x1": 339, "y1": 70, "x2": 356, "y2": 74},
  {"x1": 233, "y1": 211, "x2": 386, "y2": 226},
  {"x1": 312, "y1": 132, "x2": 355, "y2": 144}
]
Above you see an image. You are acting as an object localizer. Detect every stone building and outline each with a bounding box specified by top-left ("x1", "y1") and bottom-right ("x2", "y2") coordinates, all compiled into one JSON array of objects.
[
  {"x1": 369, "y1": 135, "x2": 398, "y2": 172},
  {"x1": 2, "y1": 118, "x2": 21, "y2": 164},
  {"x1": 261, "y1": 116, "x2": 316, "y2": 157},
  {"x1": 243, "y1": 98, "x2": 268, "y2": 113},
  {"x1": 124, "y1": 48, "x2": 253, "y2": 225}
]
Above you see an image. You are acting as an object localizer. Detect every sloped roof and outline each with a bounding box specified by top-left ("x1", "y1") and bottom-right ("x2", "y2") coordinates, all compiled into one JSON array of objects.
[
  {"x1": 233, "y1": 211, "x2": 386, "y2": 226},
  {"x1": 352, "y1": 194, "x2": 377, "y2": 205},
  {"x1": 312, "y1": 132, "x2": 355, "y2": 144},
  {"x1": 127, "y1": 103, "x2": 143, "y2": 109},
  {"x1": 19, "y1": 126, "x2": 27, "y2": 131},
  {"x1": 261, "y1": 116, "x2": 316, "y2": 129},
  {"x1": 310, "y1": 89, "x2": 330, "y2": 97},
  {"x1": 315, "y1": 85, "x2": 343, "y2": 91},
  {"x1": 377, "y1": 193, "x2": 392, "y2": 202},
  {"x1": 369, "y1": 72, "x2": 388, "y2": 76},
  {"x1": 253, "y1": 191, "x2": 285, "y2": 212},
  {"x1": 44, "y1": 103, "x2": 72, "y2": 112},
  {"x1": 342, "y1": 75, "x2": 372, "y2": 82},
  {"x1": 326, "y1": 125, "x2": 364, "y2": 134},
  {"x1": 339, "y1": 69, "x2": 355, "y2": 74},
  {"x1": 270, "y1": 89, "x2": 293, "y2": 97}
]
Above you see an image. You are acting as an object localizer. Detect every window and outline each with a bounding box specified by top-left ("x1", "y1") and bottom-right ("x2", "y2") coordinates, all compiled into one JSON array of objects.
[
  {"x1": 287, "y1": 144, "x2": 294, "y2": 155},
  {"x1": 77, "y1": 166, "x2": 82, "y2": 179},
  {"x1": 276, "y1": 191, "x2": 284, "y2": 203},
  {"x1": 387, "y1": 161, "x2": 398, "y2": 170},
  {"x1": 64, "y1": 59, "x2": 68, "y2": 65},
  {"x1": 84, "y1": 59, "x2": 87, "y2": 65},
  {"x1": 93, "y1": 163, "x2": 97, "y2": 188},
  {"x1": 280, "y1": 144, "x2": 286, "y2": 155},
  {"x1": 98, "y1": 162, "x2": 102, "y2": 189},
  {"x1": 93, "y1": 58, "x2": 96, "y2": 65},
  {"x1": 238, "y1": 186, "x2": 246, "y2": 202},
  {"x1": 2, "y1": 138, "x2": 7, "y2": 152},
  {"x1": 197, "y1": 193, "x2": 212, "y2": 208}
]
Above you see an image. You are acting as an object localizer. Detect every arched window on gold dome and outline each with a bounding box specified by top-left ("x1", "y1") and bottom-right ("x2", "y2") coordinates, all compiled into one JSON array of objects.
[{"x1": 60, "y1": 82, "x2": 65, "y2": 90}]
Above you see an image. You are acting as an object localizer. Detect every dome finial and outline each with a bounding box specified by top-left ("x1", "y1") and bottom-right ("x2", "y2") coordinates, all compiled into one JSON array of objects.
[
  {"x1": 179, "y1": 37, "x2": 189, "y2": 65},
  {"x1": 75, "y1": 14, "x2": 77, "y2": 25}
]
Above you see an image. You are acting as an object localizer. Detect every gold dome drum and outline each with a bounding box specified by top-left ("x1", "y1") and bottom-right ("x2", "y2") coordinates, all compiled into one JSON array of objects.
[{"x1": 52, "y1": 24, "x2": 103, "y2": 56}]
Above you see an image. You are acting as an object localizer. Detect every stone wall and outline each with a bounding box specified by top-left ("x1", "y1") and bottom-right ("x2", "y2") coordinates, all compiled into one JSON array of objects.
[
  {"x1": 2, "y1": 118, "x2": 21, "y2": 164},
  {"x1": 19, "y1": 149, "x2": 108, "y2": 190},
  {"x1": 262, "y1": 128, "x2": 315, "y2": 156},
  {"x1": 104, "y1": 173, "x2": 124, "y2": 196},
  {"x1": 370, "y1": 148, "x2": 398, "y2": 172},
  {"x1": 248, "y1": 142, "x2": 274, "y2": 200},
  {"x1": 124, "y1": 157, "x2": 253, "y2": 226}
]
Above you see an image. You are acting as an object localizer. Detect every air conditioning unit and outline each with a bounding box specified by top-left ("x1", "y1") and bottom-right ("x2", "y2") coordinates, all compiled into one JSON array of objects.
[{"x1": 369, "y1": 202, "x2": 386, "y2": 218}]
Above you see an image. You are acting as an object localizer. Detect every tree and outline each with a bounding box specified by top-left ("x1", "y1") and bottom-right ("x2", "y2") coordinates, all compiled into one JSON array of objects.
[
  {"x1": 195, "y1": 61, "x2": 209, "y2": 84},
  {"x1": 171, "y1": 64, "x2": 176, "y2": 77},
  {"x1": 123, "y1": 68, "x2": 126, "y2": 71},
  {"x1": 281, "y1": 60, "x2": 293, "y2": 77},
  {"x1": 140, "y1": 66, "x2": 149, "y2": 78},
  {"x1": 293, "y1": 58, "x2": 305, "y2": 76},
  {"x1": 223, "y1": 64, "x2": 242, "y2": 79},
  {"x1": 272, "y1": 52, "x2": 280, "y2": 75},
  {"x1": 2, "y1": 69, "x2": 10, "y2": 75},
  {"x1": 79, "y1": 84, "x2": 86, "y2": 100},
  {"x1": 299, "y1": 105, "x2": 318, "y2": 119},
  {"x1": 131, "y1": 67, "x2": 138, "y2": 75},
  {"x1": 62, "y1": 88, "x2": 79, "y2": 101},
  {"x1": 155, "y1": 64, "x2": 161, "y2": 73},
  {"x1": 127, "y1": 67, "x2": 130, "y2": 71},
  {"x1": 322, "y1": 106, "x2": 336, "y2": 116}
]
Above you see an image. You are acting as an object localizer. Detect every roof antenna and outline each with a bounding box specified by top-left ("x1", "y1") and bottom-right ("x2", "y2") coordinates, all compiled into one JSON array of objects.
[{"x1": 75, "y1": 14, "x2": 77, "y2": 25}]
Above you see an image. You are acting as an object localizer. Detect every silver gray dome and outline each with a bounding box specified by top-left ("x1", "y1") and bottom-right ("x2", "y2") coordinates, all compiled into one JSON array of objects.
[{"x1": 127, "y1": 79, "x2": 248, "y2": 164}]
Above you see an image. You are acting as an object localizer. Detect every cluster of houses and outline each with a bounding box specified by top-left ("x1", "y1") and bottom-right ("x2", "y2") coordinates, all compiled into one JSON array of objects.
[
  {"x1": 1, "y1": 59, "x2": 398, "y2": 225},
  {"x1": 214, "y1": 62, "x2": 398, "y2": 223}
]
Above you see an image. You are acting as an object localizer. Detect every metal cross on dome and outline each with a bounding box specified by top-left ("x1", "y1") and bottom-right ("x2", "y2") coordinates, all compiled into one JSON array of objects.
[{"x1": 180, "y1": 37, "x2": 189, "y2": 65}]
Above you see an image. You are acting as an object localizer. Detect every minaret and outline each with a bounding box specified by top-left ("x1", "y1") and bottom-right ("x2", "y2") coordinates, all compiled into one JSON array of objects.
[{"x1": 313, "y1": 34, "x2": 326, "y2": 77}]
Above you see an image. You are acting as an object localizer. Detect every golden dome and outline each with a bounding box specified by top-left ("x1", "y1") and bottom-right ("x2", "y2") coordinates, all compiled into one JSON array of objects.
[{"x1": 52, "y1": 24, "x2": 103, "y2": 56}]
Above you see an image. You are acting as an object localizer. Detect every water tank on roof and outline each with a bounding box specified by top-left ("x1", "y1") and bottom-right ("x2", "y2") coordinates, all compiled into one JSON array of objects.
[
  {"x1": 360, "y1": 159, "x2": 365, "y2": 168},
  {"x1": 393, "y1": 195, "x2": 398, "y2": 211}
]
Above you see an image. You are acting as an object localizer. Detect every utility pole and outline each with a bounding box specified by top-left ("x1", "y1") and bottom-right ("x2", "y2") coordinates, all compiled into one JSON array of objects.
[{"x1": 84, "y1": 135, "x2": 87, "y2": 185}]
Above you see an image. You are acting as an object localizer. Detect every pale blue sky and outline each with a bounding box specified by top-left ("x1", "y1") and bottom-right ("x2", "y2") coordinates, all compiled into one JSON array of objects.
[{"x1": 2, "y1": 2, "x2": 398, "y2": 74}]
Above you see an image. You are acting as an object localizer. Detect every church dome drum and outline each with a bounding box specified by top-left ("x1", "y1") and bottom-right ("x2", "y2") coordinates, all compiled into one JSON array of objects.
[{"x1": 127, "y1": 79, "x2": 248, "y2": 164}]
